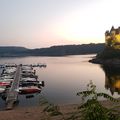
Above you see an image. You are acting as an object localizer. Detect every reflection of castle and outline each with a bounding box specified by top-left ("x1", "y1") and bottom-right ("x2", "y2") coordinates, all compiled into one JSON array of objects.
[
  {"x1": 105, "y1": 74, "x2": 120, "y2": 95},
  {"x1": 102, "y1": 66, "x2": 120, "y2": 95},
  {"x1": 105, "y1": 26, "x2": 120, "y2": 49}
]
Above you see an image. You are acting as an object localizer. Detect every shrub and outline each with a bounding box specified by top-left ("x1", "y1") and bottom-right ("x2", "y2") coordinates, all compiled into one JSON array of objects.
[{"x1": 76, "y1": 81, "x2": 120, "y2": 120}]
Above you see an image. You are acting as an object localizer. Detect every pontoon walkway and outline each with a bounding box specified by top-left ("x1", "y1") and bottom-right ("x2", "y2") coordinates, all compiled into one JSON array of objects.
[{"x1": 6, "y1": 65, "x2": 21, "y2": 110}]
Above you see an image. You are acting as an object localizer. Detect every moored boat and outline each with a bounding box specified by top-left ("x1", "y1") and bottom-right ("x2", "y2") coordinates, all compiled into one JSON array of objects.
[
  {"x1": 21, "y1": 77, "x2": 37, "y2": 82},
  {"x1": 0, "y1": 78, "x2": 13, "y2": 82},
  {"x1": 18, "y1": 86, "x2": 41, "y2": 94},
  {"x1": 0, "y1": 81, "x2": 11, "y2": 86},
  {"x1": 0, "y1": 87, "x2": 5, "y2": 93}
]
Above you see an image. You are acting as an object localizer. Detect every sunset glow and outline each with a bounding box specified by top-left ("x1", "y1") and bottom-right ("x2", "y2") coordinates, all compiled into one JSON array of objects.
[{"x1": 0, "y1": 0, "x2": 120, "y2": 48}]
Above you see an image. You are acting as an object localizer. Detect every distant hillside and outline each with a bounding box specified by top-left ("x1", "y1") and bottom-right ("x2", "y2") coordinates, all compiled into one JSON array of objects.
[
  {"x1": 0, "y1": 46, "x2": 28, "y2": 57},
  {"x1": 0, "y1": 43, "x2": 105, "y2": 57},
  {"x1": 28, "y1": 43, "x2": 105, "y2": 56}
]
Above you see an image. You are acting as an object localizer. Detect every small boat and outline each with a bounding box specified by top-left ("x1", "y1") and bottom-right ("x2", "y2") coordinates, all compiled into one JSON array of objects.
[
  {"x1": 22, "y1": 66, "x2": 33, "y2": 71},
  {"x1": 18, "y1": 86, "x2": 41, "y2": 94},
  {"x1": 0, "y1": 87, "x2": 5, "y2": 93},
  {"x1": 22, "y1": 70, "x2": 34, "y2": 74},
  {"x1": 38, "y1": 64, "x2": 47, "y2": 68},
  {"x1": 4, "y1": 63, "x2": 17, "y2": 67},
  {"x1": 22, "y1": 74, "x2": 38, "y2": 79},
  {"x1": 20, "y1": 81, "x2": 39, "y2": 86},
  {"x1": 3, "y1": 67, "x2": 16, "y2": 74},
  {"x1": 32, "y1": 64, "x2": 38, "y2": 67},
  {"x1": 0, "y1": 81, "x2": 11, "y2": 86},
  {"x1": 19, "y1": 81, "x2": 44, "y2": 88},
  {"x1": 1, "y1": 75, "x2": 14, "y2": 79},
  {"x1": 0, "y1": 78, "x2": 13, "y2": 82},
  {"x1": 21, "y1": 77, "x2": 37, "y2": 82}
]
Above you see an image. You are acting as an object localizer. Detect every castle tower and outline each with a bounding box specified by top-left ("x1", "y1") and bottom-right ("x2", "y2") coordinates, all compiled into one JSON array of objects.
[{"x1": 105, "y1": 26, "x2": 120, "y2": 49}]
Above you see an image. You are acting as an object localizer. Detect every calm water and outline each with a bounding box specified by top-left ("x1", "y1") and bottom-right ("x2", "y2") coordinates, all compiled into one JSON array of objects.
[{"x1": 0, "y1": 55, "x2": 120, "y2": 108}]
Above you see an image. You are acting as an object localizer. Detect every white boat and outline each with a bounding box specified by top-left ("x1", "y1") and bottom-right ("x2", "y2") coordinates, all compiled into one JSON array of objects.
[
  {"x1": 0, "y1": 87, "x2": 5, "y2": 93},
  {"x1": 22, "y1": 70, "x2": 34, "y2": 75},
  {"x1": 22, "y1": 66, "x2": 33, "y2": 71},
  {"x1": 0, "y1": 78, "x2": 13, "y2": 82},
  {"x1": 19, "y1": 80, "x2": 43, "y2": 87},
  {"x1": 4, "y1": 67, "x2": 16, "y2": 74},
  {"x1": 1, "y1": 75, "x2": 14, "y2": 79},
  {"x1": 21, "y1": 77, "x2": 37, "y2": 82},
  {"x1": 4, "y1": 63, "x2": 17, "y2": 67}
]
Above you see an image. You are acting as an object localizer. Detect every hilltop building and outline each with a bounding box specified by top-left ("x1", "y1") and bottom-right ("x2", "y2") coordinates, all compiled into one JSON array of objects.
[{"x1": 105, "y1": 26, "x2": 120, "y2": 49}]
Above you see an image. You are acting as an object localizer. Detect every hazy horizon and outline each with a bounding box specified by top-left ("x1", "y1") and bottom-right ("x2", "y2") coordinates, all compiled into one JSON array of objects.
[
  {"x1": 0, "y1": 42, "x2": 104, "y2": 49},
  {"x1": 0, "y1": 0, "x2": 120, "y2": 48}
]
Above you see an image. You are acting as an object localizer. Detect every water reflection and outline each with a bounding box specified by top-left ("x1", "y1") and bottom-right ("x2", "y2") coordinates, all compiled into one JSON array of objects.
[
  {"x1": 0, "y1": 55, "x2": 119, "y2": 106},
  {"x1": 101, "y1": 65, "x2": 120, "y2": 95}
]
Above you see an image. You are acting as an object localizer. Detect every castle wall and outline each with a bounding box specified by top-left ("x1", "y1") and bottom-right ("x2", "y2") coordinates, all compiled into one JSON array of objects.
[{"x1": 105, "y1": 26, "x2": 120, "y2": 49}]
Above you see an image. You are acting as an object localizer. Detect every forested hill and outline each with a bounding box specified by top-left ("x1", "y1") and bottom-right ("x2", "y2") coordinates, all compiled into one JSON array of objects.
[
  {"x1": 28, "y1": 43, "x2": 105, "y2": 56},
  {"x1": 0, "y1": 46, "x2": 28, "y2": 57},
  {"x1": 0, "y1": 43, "x2": 105, "y2": 57}
]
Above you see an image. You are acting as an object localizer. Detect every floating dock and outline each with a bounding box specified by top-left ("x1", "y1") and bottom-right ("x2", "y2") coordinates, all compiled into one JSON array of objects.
[
  {"x1": 0, "y1": 63, "x2": 45, "y2": 110},
  {"x1": 6, "y1": 65, "x2": 21, "y2": 110}
]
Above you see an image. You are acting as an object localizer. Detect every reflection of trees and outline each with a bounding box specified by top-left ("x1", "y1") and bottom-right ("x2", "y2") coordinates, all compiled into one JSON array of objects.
[{"x1": 101, "y1": 65, "x2": 120, "y2": 95}]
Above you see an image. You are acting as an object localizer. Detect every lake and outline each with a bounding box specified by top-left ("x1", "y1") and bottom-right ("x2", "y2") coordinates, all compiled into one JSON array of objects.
[{"x1": 0, "y1": 55, "x2": 119, "y2": 109}]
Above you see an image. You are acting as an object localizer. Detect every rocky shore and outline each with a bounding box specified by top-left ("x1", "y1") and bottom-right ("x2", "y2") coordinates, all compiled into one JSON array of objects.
[{"x1": 89, "y1": 58, "x2": 120, "y2": 67}]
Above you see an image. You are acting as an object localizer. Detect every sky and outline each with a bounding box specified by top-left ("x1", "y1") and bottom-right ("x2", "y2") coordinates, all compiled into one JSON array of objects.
[{"x1": 0, "y1": 0, "x2": 120, "y2": 48}]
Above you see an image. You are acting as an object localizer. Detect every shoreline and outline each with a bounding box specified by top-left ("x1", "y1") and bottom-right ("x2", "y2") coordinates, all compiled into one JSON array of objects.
[{"x1": 0, "y1": 98, "x2": 119, "y2": 120}]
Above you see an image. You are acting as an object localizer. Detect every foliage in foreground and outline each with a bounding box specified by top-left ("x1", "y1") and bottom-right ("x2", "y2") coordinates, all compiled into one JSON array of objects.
[
  {"x1": 39, "y1": 96, "x2": 63, "y2": 117},
  {"x1": 75, "y1": 81, "x2": 120, "y2": 120}
]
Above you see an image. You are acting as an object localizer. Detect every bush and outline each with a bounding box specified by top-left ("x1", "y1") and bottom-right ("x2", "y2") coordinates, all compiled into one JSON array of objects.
[{"x1": 76, "y1": 81, "x2": 120, "y2": 120}]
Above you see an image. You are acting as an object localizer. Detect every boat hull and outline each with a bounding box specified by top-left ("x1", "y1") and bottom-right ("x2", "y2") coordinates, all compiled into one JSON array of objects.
[{"x1": 19, "y1": 87, "x2": 41, "y2": 94}]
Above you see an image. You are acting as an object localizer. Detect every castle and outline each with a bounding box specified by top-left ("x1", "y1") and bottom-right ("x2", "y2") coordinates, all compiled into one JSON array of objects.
[{"x1": 105, "y1": 26, "x2": 120, "y2": 49}]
